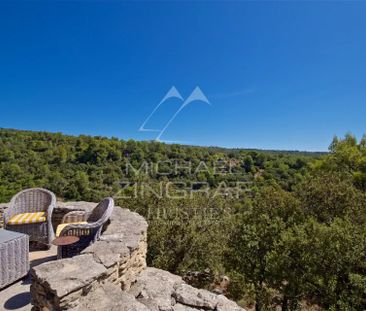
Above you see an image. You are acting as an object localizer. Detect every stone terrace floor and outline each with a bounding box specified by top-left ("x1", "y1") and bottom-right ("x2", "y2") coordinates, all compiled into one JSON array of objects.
[{"x1": 0, "y1": 246, "x2": 57, "y2": 311}]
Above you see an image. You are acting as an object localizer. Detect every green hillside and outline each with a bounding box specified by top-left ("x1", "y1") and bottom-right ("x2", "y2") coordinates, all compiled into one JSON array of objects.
[
  {"x1": 1, "y1": 128, "x2": 366, "y2": 310},
  {"x1": 0, "y1": 128, "x2": 318, "y2": 202}
]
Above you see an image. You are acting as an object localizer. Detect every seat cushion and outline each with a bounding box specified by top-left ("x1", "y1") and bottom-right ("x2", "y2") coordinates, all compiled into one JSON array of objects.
[
  {"x1": 56, "y1": 222, "x2": 88, "y2": 237},
  {"x1": 8, "y1": 212, "x2": 46, "y2": 225}
]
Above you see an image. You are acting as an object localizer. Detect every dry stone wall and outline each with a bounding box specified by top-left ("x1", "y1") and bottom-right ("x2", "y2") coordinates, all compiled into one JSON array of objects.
[{"x1": 30, "y1": 203, "x2": 148, "y2": 310}]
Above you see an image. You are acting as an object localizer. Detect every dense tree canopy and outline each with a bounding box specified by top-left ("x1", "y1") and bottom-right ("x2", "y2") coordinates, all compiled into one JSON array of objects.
[
  {"x1": 0, "y1": 128, "x2": 315, "y2": 202},
  {"x1": 1, "y1": 128, "x2": 365, "y2": 310}
]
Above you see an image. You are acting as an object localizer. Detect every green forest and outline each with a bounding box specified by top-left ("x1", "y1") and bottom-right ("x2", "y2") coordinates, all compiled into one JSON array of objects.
[{"x1": 1, "y1": 128, "x2": 366, "y2": 311}]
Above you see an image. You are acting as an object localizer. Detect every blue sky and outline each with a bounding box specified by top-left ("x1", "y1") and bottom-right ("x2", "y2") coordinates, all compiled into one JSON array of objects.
[{"x1": 0, "y1": 1, "x2": 365, "y2": 151}]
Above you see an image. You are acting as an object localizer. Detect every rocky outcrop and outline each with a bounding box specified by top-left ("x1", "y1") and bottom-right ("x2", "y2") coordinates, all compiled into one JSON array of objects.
[
  {"x1": 68, "y1": 283, "x2": 149, "y2": 311},
  {"x1": 129, "y1": 268, "x2": 244, "y2": 311},
  {"x1": 129, "y1": 267, "x2": 183, "y2": 310}
]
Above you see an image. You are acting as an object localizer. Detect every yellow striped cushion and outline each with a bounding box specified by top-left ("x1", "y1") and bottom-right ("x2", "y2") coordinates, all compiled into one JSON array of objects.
[
  {"x1": 8, "y1": 212, "x2": 46, "y2": 225},
  {"x1": 56, "y1": 222, "x2": 88, "y2": 237}
]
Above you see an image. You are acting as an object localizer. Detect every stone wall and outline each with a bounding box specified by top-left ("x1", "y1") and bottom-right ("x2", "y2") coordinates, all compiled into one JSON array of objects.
[{"x1": 30, "y1": 203, "x2": 148, "y2": 311}]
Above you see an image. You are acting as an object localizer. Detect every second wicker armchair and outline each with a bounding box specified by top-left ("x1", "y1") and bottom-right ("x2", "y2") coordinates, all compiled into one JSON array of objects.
[{"x1": 55, "y1": 197, "x2": 114, "y2": 258}]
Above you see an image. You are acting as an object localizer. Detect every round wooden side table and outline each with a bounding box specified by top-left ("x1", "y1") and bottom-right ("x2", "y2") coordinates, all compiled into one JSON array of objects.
[
  {"x1": 52, "y1": 236, "x2": 80, "y2": 246},
  {"x1": 52, "y1": 236, "x2": 80, "y2": 259}
]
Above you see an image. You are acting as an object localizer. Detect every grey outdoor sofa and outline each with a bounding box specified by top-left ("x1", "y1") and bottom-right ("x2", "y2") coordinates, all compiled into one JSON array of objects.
[
  {"x1": 3, "y1": 188, "x2": 56, "y2": 248},
  {"x1": 56, "y1": 197, "x2": 114, "y2": 258}
]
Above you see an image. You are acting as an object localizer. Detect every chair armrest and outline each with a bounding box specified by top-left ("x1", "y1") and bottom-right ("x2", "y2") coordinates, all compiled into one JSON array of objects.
[
  {"x1": 46, "y1": 200, "x2": 56, "y2": 241},
  {"x1": 3, "y1": 207, "x2": 15, "y2": 225},
  {"x1": 46, "y1": 201, "x2": 56, "y2": 221},
  {"x1": 62, "y1": 211, "x2": 90, "y2": 224}
]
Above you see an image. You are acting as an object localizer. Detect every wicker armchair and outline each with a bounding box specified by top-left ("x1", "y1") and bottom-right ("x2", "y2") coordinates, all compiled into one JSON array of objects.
[
  {"x1": 3, "y1": 188, "x2": 56, "y2": 248},
  {"x1": 56, "y1": 197, "x2": 114, "y2": 258}
]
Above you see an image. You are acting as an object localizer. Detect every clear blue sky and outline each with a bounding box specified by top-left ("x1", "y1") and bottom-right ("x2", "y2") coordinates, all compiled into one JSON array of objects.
[{"x1": 0, "y1": 1, "x2": 365, "y2": 151}]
